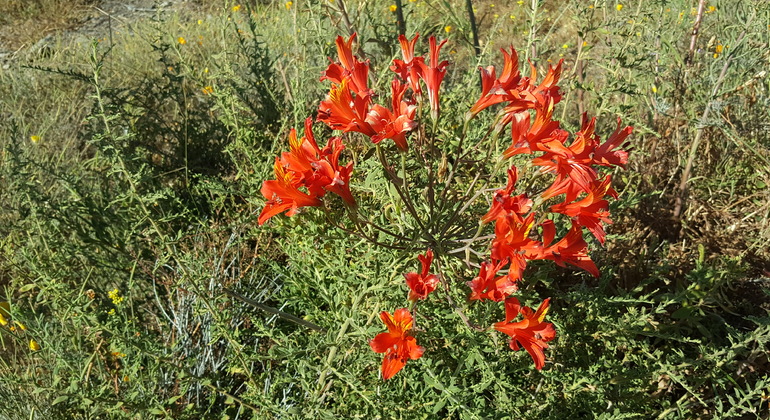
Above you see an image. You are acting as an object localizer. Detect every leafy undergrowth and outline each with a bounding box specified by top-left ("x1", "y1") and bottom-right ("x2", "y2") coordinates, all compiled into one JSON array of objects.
[{"x1": 1, "y1": 0, "x2": 769, "y2": 418}]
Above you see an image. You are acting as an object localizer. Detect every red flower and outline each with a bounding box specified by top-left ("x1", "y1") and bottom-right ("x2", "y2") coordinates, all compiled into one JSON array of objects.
[
  {"x1": 539, "y1": 220, "x2": 599, "y2": 277},
  {"x1": 391, "y1": 34, "x2": 423, "y2": 96},
  {"x1": 369, "y1": 308, "x2": 424, "y2": 380},
  {"x1": 494, "y1": 297, "x2": 556, "y2": 370},
  {"x1": 550, "y1": 175, "x2": 614, "y2": 245},
  {"x1": 466, "y1": 259, "x2": 516, "y2": 302},
  {"x1": 317, "y1": 79, "x2": 376, "y2": 136},
  {"x1": 481, "y1": 167, "x2": 533, "y2": 224},
  {"x1": 416, "y1": 36, "x2": 448, "y2": 119},
  {"x1": 366, "y1": 80, "x2": 418, "y2": 151},
  {"x1": 321, "y1": 33, "x2": 371, "y2": 97},
  {"x1": 502, "y1": 99, "x2": 569, "y2": 159},
  {"x1": 469, "y1": 47, "x2": 522, "y2": 117},
  {"x1": 258, "y1": 158, "x2": 323, "y2": 225},
  {"x1": 593, "y1": 118, "x2": 633, "y2": 168},
  {"x1": 258, "y1": 120, "x2": 356, "y2": 225},
  {"x1": 404, "y1": 249, "x2": 440, "y2": 301},
  {"x1": 491, "y1": 213, "x2": 541, "y2": 268}
]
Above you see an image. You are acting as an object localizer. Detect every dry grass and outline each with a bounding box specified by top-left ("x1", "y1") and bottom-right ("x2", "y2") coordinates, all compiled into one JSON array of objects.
[{"x1": 0, "y1": 0, "x2": 97, "y2": 50}]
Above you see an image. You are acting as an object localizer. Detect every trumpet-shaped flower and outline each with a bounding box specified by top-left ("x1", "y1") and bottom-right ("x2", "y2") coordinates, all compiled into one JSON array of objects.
[
  {"x1": 390, "y1": 34, "x2": 423, "y2": 96},
  {"x1": 494, "y1": 297, "x2": 555, "y2": 370},
  {"x1": 550, "y1": 175, "x2": 614, "y2": 244},
  {"x1": 481, "y1": 167, "x2": 533, "y2": 224},
  {"x1": 404, "y1": 249, "x2": 440, "y2": 301},
  {"x1": 318, "y1": 79, "x2": 376, "y2": 136},
  {"x1": 258, "y1": 158, "x2": 324, "y2": 225},
  {"x1": 416, "y1": 36, "x2": 448, "y2": 120},
  {"x1": 370, "y1": 308, "x2": 424, "y2": 380},
  {"x1": 366, "y1": 80, "x2": 417, "y2": 150},
  {"x1": 539, "y1": 220, "x2": 599, "y2": 277},
  {"x1": 467, "y1": 259, "x2": 516, "y2": 302},
  {"x1": 321, "y1": 33, "x2": 371, "y2": 97}
]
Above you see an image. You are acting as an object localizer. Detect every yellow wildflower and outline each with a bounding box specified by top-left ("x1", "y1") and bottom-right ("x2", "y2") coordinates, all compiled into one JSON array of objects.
[
  {"x1": 197, "y1": 19, "x2": 203, "y2": 25},
  {"x1": 108, "y1": 288, "x2": 124, "y2": 305},
  {"x1": 285, "y1": 1, "x2": 292, "y2": 10},
  {"x1": 707, "y1": 6, "x2": 715, "y2": 13},
  {"x1": 112, "y1": 351, "x2": 126, "y2": 358},
  {"x1": 13, "y1": 321, "x2": 26, "y2": 331},
  {"x1": 444, "y1": 25, "x2": 452, "y2": 33},
  {"x1": 582, "y1": 41, "x2": 588, "y2": 47},
  {"x1": 389, "y1": 4, "x2": 397, "y2": 12},
  {"x1": 177, "y1": 37, "x2": 186, "y2": 45},
  {"x1": 562, "y1": 44, "x2": 568, "y2": 49},
  {"x1": 29, "y1": 339, "x2": 40, "y2": 352},
  {"x1": 616, "y1": 4, "x2": 623, "y2": 11},
  {"x1": 0, "y1": 313, "x2": 7, "y2": 326},
  {"x1": 232, "y1": 4, "x2": 241, "y2": 12},
  {"x1": 652, "y1": 85, "x2": 657, "y2": 94},
  {"x1": 30, "y1": 135, "x2": 40, "y2": 143},
  {"x1": 715, "y1": 44, "x2": 723, "y2": 54},
  {"x1": 202, "y1": 86, "x2": 214, "y2": 95}
]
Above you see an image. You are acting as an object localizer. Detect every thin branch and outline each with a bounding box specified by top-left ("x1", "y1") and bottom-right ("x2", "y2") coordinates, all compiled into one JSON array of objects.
[
  {"x1": 686, "y1": 0, "x2": 707, "y2": 66},
  {"x1": 223, "y1": 289, "x2": 326, "y2": 332}
]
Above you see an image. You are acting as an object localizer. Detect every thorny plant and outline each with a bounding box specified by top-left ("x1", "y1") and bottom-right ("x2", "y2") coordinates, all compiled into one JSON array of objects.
[{"x1": 259, "y1": 33, "x2": 632, "y2": 380}]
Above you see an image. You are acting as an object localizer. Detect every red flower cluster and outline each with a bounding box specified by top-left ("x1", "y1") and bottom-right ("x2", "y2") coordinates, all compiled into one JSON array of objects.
[
  {"x1": 467, "y1": 46, "x2": 633, "y2": 369},
  {"x1": 318, "y1": 33, "x2": 450, "y2": 151},
  {"x1": 318, "y1": 33, "x2": 417, "y2": 151},
  {"x1": 258, "y1": 118, "x2": 355, "y2": 225},
  {"x1": 369, "y1": 308, "x2": 424, "y2": 380}
]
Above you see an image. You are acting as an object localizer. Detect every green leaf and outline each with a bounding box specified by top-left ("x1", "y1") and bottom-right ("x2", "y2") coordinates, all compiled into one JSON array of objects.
[{"x1": 52, "y1": 395, "x2": 68, "y2": 406}]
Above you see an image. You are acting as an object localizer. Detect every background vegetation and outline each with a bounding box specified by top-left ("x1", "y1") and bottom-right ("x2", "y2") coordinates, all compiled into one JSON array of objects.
[{"x1": 1, "y1": 0, "x2": 768, "y2": 418}]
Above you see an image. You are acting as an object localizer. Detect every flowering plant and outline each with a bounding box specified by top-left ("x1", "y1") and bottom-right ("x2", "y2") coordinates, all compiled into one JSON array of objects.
[{"x1": 260, "y1": 33, "x2": 632, "y2": 380}]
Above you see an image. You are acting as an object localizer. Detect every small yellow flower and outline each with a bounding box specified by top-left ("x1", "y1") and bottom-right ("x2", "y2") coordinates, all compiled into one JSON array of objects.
[
  {"x1": 582, "y1": 41, "x2": 588, "y2": 47},
  {"x1": 0, "y1": 313, "x2": 7, "y2": 326},
  {"x1": 489, "y1": 3, "x2": 494, "y2": 7},
  {"x1": 517, "y1": 0, "x2": 524, "y2": 5},
  {"x1": 707, "y1": 6, "x2": 715, "y2": 13},
  {"x1": 409, "y1": 0, "x2": 416, "y2": 2},
  {"x1": 30, "y1": 135, "x2": 40, "y2": 143},
  {"x1": 13, "y1": 321, "x2": 26, "y2": 331},
  {"x1": 285, "y1": 1, "x2": 292, "y2": 10},
  {"x1": 29, "y1": 339, "x2": 40, "y2": 352},
  {"x1": 444, "y1": 25, "x2": 452, "y2": 33},
  {"x1": 616, "y1": 4, "x2": 623, "y2": 11},
  {"x1": 123, "y1": 375, "x2": 130, "y2": 382},
  {"x1": 111, "y1": 351, "x2": 126, "y2": 358},
  {"x1": 108, "y1": 288, "x2": 124, "y2": 305},
  {"x1": 197, "y1": 19, "x2": 202, "y2": 25},
  {"x1": 204, "y1": 67, "x2": 209, "y2": 74},
  {"x1": 494, "y1": 13, "x2": 499, "y2": 18},
  {"x1": 510, "y1": 14, "x2": 515, "y2": 19},
  {"x1": 389, "y1": 4, "x2": 397, "y2": 12},
  {"x1": 108, "y1": 308, "x2": 116, "y2": 316},
  {"x1": 177, "y1": 37, "x2": 186, "y2": 45},
  {"x1": 562, "y1": 43, "x2": 569, "y2": 49},
  {"x1": 232, "y1": 4, "x2": 241, "y2": 12},
  {"x1": 652, "y1": 85, "x2": 657, "y2": 93},
  {"x1": 202, "y1": 86, "x2": 214, "y2": 95},
  {"x1": 715, "y1": 44, "x2": 723, "y2": 54}
]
